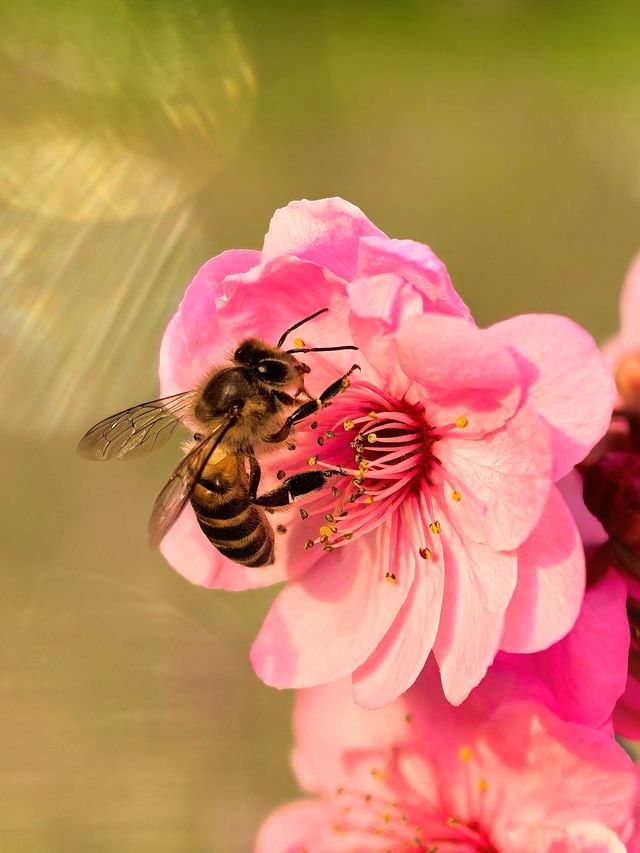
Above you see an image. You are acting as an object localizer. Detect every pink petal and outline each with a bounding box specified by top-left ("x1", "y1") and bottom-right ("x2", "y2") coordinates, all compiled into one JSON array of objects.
[
  {"x1": 488, "y1": 704, "x2": 636, "y2": 838},
  {"x1": 500, "y1": 486, "x2": 585, "y2": 653},
  {"x1": 158, "y1": 249, "x2": 260, "y2": 395},
  {"x1": 292, "y1": 679, "x2": 408, "y2": 794},
  {"x1": 487, "y1": 314, "x2": 615, "y2": 479},
  {"x1": 433, "y1": 520, "x2": 517, "y2": 705},
  {"x1": 495, "y1": 565, "x2": 629, "y2": 729},
  {"x1": 255, "y1": 800, "x2": 332, "y2": 853},
  {"x1": 619, "y1": 252, "x2": 640, "y2": 345},
  {"x1": 613, "y1": 674, "x2": 640, "y2": 740},
  {"x1": 250, "y1": 519, "x2": 413, "y2": 689},
  {"x1": 159, "y1": 502, "x2": 321, "y2": 592},
  {"x1": 439, "y1": 406, "x2": 553, "y2": 552},
  {"x1": 395, "y1": 314, "x2": 523, "y2": 436},
  {"x1": 355, "y1": 236, "x2": 471, "y2": 319},
  {"x1": 219, "y1": 256, "x2": 358, "y2": 386},
  {"x1": 352, "y1": 498, "x2": 445, "y2": 708},
  {"x1": 261, "y1": 197, "x2": 385, "y2": 281},
  {"x1": 508, "y1": 821, "x2": 627, "y2": 852}
]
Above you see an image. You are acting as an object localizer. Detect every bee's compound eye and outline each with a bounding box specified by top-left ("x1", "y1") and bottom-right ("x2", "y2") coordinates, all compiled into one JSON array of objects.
[{"x1": 256, "y1": 359, "x2": 289, "y2": 383}]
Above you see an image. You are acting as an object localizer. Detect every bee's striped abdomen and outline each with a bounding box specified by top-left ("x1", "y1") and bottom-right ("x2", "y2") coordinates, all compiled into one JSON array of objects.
[{"x1": 190, "y1": 462, "x2": 275, "y2": 567}]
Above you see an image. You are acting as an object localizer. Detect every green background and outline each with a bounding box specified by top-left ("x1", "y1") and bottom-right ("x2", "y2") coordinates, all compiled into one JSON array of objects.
[{"x1": 2, "y1": 1, "x2": 639, "y2": 850}]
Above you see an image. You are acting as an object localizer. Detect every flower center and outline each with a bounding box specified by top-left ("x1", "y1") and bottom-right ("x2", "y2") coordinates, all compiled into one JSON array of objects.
[
  {"x1": 283, "y1": 380, "x2": 468, "y2": 559},
  {"x1": 326, "y1": 743, "x2": 498, "y2": 852}
]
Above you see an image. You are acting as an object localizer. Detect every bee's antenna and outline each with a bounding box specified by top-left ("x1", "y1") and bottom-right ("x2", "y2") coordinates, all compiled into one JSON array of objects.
[
  {"x1": 277, "y1": 307, "x2": 329, "y2": 348},
  {"x1": 286, "y1": 345, "x2": 359, "y2": 354}
]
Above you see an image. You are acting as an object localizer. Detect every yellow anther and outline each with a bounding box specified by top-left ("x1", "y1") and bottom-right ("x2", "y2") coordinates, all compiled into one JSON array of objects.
[
  {"x1": 367, "y1": 433, "x2": 378, "y2": 444},
  {"x1": 307, "y1": 455, "x2": 318, "y2": 465},
  {"x1": 385, "y1": 572, "x2": 397, "y2": 584},
  {"x1": 304, "y1": 539, "x2": 314, "y2": 550},
  {"x1": 336, "y1": 786, "x2": 345, "y2": 795},
  {"x1": 319, "y1": 525, "x2": 333, "y2": 539},
  {"x1": 477, "y1": 778, "x2": 488, "y2": 793},
  {"x1": 363, "y1": 496, "x2": 374, "y2": 504},
  {"x1": 419, "y1": 546, "x2": 432, "y2": 560},
  {"x1": 342, "y1": 532, "x2": 354, "y2": 540},
  {"x1": 383, "y1": 813, "x2": 392, "y2": 823},
  {"x1": 368, "y1": 411, "x2": 378, "y2": 419},
  {"x1": 451, "y1": 489, "x2": 462, "y2": 502},
  {"x1": 429, "y1": 520, "x2": 441, "y2": 535},
  {"x1": 370, "y1": 767, "x2": 384, "y2": 779},
  {"x1": 294, "y1": 337, "x2": 305, "y2": 348},
  {"x1": 455, "y1": 415, "x2": 469, "y2": 429},
  {"x1": 459, "y1": 746, "x2": 473, "y2": 762},
  {"x1": 343, "y1": 419, "x2": 355, "y2": 431},
  {"x1": 447, "y1": 817, "x2": 458, "y2": 826}
]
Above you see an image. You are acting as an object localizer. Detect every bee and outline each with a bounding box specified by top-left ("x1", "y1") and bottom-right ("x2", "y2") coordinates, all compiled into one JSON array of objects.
[{"x1": 78, "y1": 308, "x2": 359, "y2": 567}]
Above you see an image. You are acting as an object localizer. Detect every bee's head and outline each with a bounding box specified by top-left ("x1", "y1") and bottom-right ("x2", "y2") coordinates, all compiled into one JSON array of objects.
[{"x1": 233, "y1": 339, "x2": 308, "y2": 387}]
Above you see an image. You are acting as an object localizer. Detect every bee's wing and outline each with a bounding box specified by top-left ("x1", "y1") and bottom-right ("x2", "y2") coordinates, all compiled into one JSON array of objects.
[
  {"x1": 148, "y1": 416, "x2": 237, "y2": 549},
  {"x1": 77, "y1": 392, "x2": 193, "y2": 461}
]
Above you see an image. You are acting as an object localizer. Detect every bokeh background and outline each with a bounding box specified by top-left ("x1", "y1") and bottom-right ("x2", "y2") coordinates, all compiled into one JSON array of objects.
[{"x1": 2, "y1": 1, "x2": 640, "y2": 850}]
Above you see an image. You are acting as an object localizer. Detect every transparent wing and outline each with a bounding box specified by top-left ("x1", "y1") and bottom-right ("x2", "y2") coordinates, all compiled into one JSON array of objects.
[
  {"x1": 77, "y1": 392, "x2": 193, "y2": 461},
  {"x1": 148, "y1": 416, "x2": 238, "y2": 549}
]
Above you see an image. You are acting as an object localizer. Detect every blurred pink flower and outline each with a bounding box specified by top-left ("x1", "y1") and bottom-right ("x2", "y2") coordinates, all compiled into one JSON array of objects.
[
  {"x1": 256, "y1": 669, "x2": 638, "y2": 852},
  {"x1": 159, "y1": 197, "x2": 614, "y2": 706},
  {"x1": 602, "y1": 252, "x2": 640, "y2": 404}
]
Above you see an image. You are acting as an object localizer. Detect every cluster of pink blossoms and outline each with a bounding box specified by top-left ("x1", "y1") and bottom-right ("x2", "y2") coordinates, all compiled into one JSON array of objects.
[{"x1": 158, "y1": 199, "x2": 640, "y2": 850}]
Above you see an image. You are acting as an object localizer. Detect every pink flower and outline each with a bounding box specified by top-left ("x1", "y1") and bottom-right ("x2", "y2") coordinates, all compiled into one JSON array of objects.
[
  {"x1": 491, "y1": 555, "x2": 629, "y2": 732},
  {"x1": 159, "y1": 197, "x2": 614, "y2": 706},
  {"x1": 603, "y1": 252, "x2": 640, "y2": 404},
  {"x1": 256, "y1": 668, "x2": 639, "y2": 852}
]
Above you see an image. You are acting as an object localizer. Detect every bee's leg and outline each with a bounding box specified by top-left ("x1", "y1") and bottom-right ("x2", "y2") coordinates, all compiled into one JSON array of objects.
[
  {"x1": 253, "y1": 470, "x2": 335, "y2": 508},
  {"x1": 265, "y1": 364, "x2": 360, "y2": 444},
  {"x1": 247, "y1": 453, "x2": 262, "y2": 501}
]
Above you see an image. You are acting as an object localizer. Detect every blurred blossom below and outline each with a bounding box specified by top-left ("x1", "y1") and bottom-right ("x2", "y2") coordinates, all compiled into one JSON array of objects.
[{"x1": 2, "y1": 1, "x2": 640, "y2": 851}]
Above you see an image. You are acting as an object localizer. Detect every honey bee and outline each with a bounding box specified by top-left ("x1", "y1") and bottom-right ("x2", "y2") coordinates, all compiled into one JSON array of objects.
[{"x1": 78, "y1": 308, "x2": 359, "y2": 567}]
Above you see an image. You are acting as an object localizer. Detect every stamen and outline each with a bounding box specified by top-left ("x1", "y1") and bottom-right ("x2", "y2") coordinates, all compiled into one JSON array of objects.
[
  {"x1": 385, "y1": 572, "x2": 398, "y2": 584},
  {"x1": 293, "y1": 337, "x2": 305, "y2": 348},
  {"x1": 299, "y1": 508, "x2": 309, "y2": 520},
  {"x1": 455, "y1": 415, "x2": 469, "y2": 429},
  {"x1": 367, "y1": 433, "x2": 378, "y2": 444},
  {"x1": 277, "y1": 469, "x2": 286, "y2": 480},
  {"x1": 343, "y1": 419, "x2": 355, "y2": 431},
  {"x1": 308, "y1": 455, "x2": 318, "y2": 465},
  {"x1": 451, "y1": 489, "x2": 462, "y2": 502},
  {"x1": 429, "y1": 520, "x2": 441, "y2": 535},
  {"x1": 419, "y1": 546, "x2": 432, "y2": 560}
]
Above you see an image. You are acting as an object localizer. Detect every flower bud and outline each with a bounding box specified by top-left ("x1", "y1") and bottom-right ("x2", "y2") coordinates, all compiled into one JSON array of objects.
[{"x1": 616, "y1": 349, "x2": 640, "y2": 405}]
